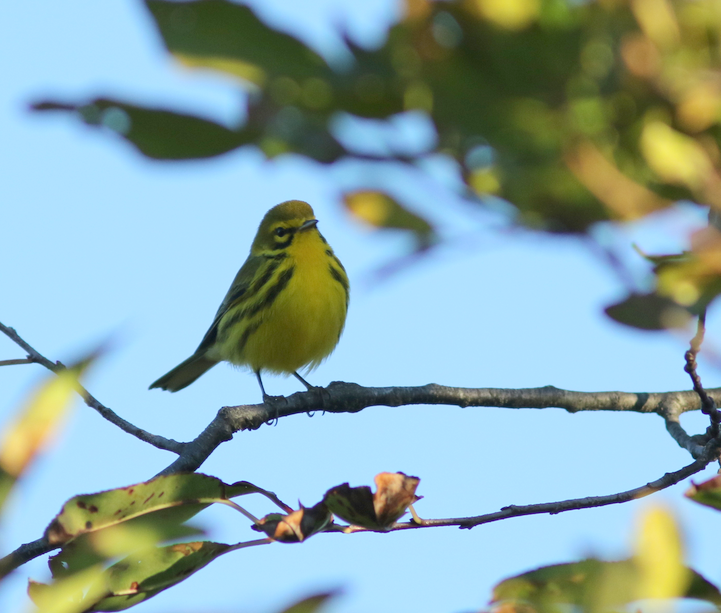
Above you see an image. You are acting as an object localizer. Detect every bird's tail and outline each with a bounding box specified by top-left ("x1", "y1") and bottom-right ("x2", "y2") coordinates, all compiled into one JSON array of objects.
[{"x1": 149, "y1": 354, "x2": 218, "y2": 392}]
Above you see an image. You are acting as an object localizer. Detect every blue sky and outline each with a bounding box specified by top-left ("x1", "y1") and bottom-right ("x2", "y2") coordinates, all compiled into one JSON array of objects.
[{"x1": 2, "y1": 1, "x2": 721, "y2": 612}]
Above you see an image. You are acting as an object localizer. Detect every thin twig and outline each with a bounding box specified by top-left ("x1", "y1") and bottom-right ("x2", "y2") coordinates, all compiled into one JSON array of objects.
[
  {"x1": 5, "y1": 441, "x2": 716, "y2": 575},
  {"x1": 0, "y1": 537, "x2": 54, "y2": 579},
  {"x1": 664, "y1": 416, "x2": 708, "y2": 458},
  {"x1": 0, "y1": 358, "x2": 34, "y2": 366},
  {"x1": 684, "y1": 311, "x2": 721, "y2": 438},
  {"x1": 367, "y1": 449, "x2": 716, "y2": 532},
  {"x1": 0, "y1": 322, "x2": 184, "y2": 454}
]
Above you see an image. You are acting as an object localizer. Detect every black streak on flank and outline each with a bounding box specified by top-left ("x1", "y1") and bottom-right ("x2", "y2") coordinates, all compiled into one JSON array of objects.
[
  {"x1": 248, "y1": 266, "x2": 295, "y2": 318},
  {"x1": 237, "y1": 321, "x2": 261, "y2": 354},
  {"x1": 330, "y1": 265, "x2": 349, "y2": 307},
  {"x1": 217, "y1": 258, "x2": 287, "y2": 336}
]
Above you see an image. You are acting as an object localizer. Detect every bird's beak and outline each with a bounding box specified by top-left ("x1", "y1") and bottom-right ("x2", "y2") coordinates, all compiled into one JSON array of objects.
[{"x1": 299, "y1": 219, "x2": 319, "y2": 232}]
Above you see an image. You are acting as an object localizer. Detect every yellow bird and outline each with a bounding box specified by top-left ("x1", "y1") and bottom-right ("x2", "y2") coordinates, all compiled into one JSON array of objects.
[{"x1": 150, "y1": 200, "x2": 349, "y2": 399}]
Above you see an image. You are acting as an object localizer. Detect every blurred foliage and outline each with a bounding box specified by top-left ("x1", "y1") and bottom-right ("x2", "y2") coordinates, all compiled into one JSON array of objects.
[
  {"x1": 491, "y1": 506, "x2": 721, "y2": 613},
  {"x1": 30, "y1": 0, "x2": 721, "y2": 329},
  {"x1": 22, "y1": 471, "x2": 419, "y2": 611},
  {"x1": 0, "y1": 357, "x2": 93, "y2": 511}
]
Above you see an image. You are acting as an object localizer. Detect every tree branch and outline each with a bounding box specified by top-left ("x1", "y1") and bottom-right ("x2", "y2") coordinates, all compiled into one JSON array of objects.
[
  {"x1": 0, "y1": 322, "x2": 184, "y2": 454},
  {"x1": 684, "y1": 311, "x2": 721, "y2": 438},
  {"x1": 7, "y1": 426, "x2": 718, "y2": 577},
  {"x1": 4, "y1": 320, "x2": 718, "y2": 472},
  {"x1": 375, "y1": 444, "x2": 717, "y2": 532},
  {"x1": 155, "y1": 382, "x2": 720, "y2": 474}
]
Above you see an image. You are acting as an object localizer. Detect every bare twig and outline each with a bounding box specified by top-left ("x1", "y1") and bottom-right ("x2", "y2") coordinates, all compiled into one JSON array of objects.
[
  {"x1": 0, "y1": 358, "x2": 33, "y2": 366},
  {"x1": 0, "y1": 537, "x2": 54, "y2": 579},
  {"x1": 684, "y1": 312, "x2": 721, "y2": 438},
  {"x1": 664, "y1": 416, "x2": 708, "y2": 458},
  {"x1": 5, "y1": 434, "x2": 716, "y2": 576},
  {"x1": 0, "y1": 322, "x2": 184, "y2": 454},
  {"x1": 4, "y1": 320, "x2": 719, "y2": 472},
  {"x1": 373, "y1": 447, "x2": 716, "y2": 532}
]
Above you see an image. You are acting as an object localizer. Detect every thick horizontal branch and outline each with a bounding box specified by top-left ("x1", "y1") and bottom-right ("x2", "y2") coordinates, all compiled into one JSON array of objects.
[{"x1": 158, "y1": 382, "x2": 719, "y2": 474}]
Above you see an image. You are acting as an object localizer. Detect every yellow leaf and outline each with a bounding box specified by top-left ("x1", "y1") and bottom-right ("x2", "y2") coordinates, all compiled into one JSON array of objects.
[
  {"x1": 640, "y1": 121, "x2": 712, "y2": 190},
  {"x1": 174, "y1": 52, "x2": 266, "y2": 87},
  {"x1": 0, "y1": 367, "x2": 81, "y2": 478},
  {"x1": 633, "y1": 505, "x2": 689, "y2": 600},
  {"x1": 466, "y1": 0, "x2": 540, "y2": 30},
  {"x1": 631, "y1": 0, "x2": 680, "y2": 49}
]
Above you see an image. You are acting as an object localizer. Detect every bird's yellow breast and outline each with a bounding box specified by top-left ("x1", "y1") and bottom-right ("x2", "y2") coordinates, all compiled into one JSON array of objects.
[{"x1": 224, "y1": 228, "x2": 348, "y2": 374}]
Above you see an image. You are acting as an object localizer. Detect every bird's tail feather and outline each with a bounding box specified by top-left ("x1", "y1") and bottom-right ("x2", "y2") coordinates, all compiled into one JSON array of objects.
[{"x1": 149, "y1": 354, "x2": 218, "y2": 392}]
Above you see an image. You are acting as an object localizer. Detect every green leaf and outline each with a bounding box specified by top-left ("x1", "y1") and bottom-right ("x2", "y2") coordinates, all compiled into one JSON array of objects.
[
  {"x1": 604, "y1": 292, "x2": 692, "y2": 331},
  {"x1": 45, "y1": 474, "x2": 265, "y2": 545},
  {"x1": 49, "y1": 521, "x2": 204, "y2": 579},
  {"x1": 29, "y1": 565, "x2": 108, "y2": 613},
  {"x1": 33, "y1": 542, "x2": 233, "y2": 613},
  {"x1": 87, "y1": 541, "x2": 232, "y2": 611},
  {"x1": 277, "y1": 591, "x2": 338, "y2": 613},
  {"x1": 32, "y1": 99, "x2": 252, "y2": 160},
  {"x1": 145, "y1": 0, "x2": 331, "y2": 85},
  {"x1": 686, "y1": 474, "x2": 721, "y2": 511},
  {"x1": 492, "y1": 558, "x2": 721, "y2": 612}
]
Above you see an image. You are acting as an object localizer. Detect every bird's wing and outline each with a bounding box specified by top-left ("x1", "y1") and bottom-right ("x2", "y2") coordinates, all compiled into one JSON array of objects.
[{"x1": 194, "y1": 254, "x2": 263, "y2": 355}]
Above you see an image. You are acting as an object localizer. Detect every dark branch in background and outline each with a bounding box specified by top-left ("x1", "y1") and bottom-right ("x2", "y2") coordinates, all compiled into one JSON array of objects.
[
  {"x1": 0, "y1": 323, "x2": 184, "y2": 454},
  {"x1": 684, "y1": 311, "x2": 721, "y2": 439}
]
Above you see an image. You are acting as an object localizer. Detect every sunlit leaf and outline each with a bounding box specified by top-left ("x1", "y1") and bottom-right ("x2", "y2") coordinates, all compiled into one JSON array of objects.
[
  {"x1": 633, "y1": 506, "x2": 689, "y2": 599},
  {"x1": 45, "y1": 474, "x2": 266, "y2": 545},
  {"x1": 343, "y1": 191, "x2": 435, "y2": 246},
  {"x1": 640, "y1": 121, "x2": 713, "y2": 190},
  {"x1": 565, "y1": 141, "x2": 669, "y2": 221},
  {"x1": 0, "y1": 356, "x2": 93, "y2": 510},
  {"x1": 466, "y1": 0, "x2": 540, "y2": 30},
  {"x1": 492, "y1": 558, "x2": 721, "y2": 612},
  {"x1": 88, "y1": 541, "x2": 232, "y2": 611},
  {"x1": 28, "y1": 566, "x2": 108, "y2": 613},
  {"x1": 49, "y1": 521, "x2": 204, "y2": 579}
]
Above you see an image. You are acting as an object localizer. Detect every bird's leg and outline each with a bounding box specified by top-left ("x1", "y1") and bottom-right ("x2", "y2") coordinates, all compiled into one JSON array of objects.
[
  {"x1": 293, "y1": 371, "x2": 315, "y2": 391},
  {"x1": 256, "y1": 370, "x2": 281, "y2": 425},
  {"x1": 255, "y1": 370, "x2": 269, "y2": 400},
  {"x1": 293, "y1": 371, "x2": 327, "y2": 414}
]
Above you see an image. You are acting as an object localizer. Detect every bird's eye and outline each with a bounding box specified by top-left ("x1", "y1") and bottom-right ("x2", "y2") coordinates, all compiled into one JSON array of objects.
[{"x1": 274, "y1": 227, "x2": 288, "y2": 237}]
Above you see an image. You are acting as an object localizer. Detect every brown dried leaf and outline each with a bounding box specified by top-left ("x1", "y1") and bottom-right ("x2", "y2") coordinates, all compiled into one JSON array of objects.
[
  {"x1": 252, "y1": 502, "x2": 332, "y2": 543},
  {"x1": 324, "y1": 472, "x2": 420, "y2": 530}
]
